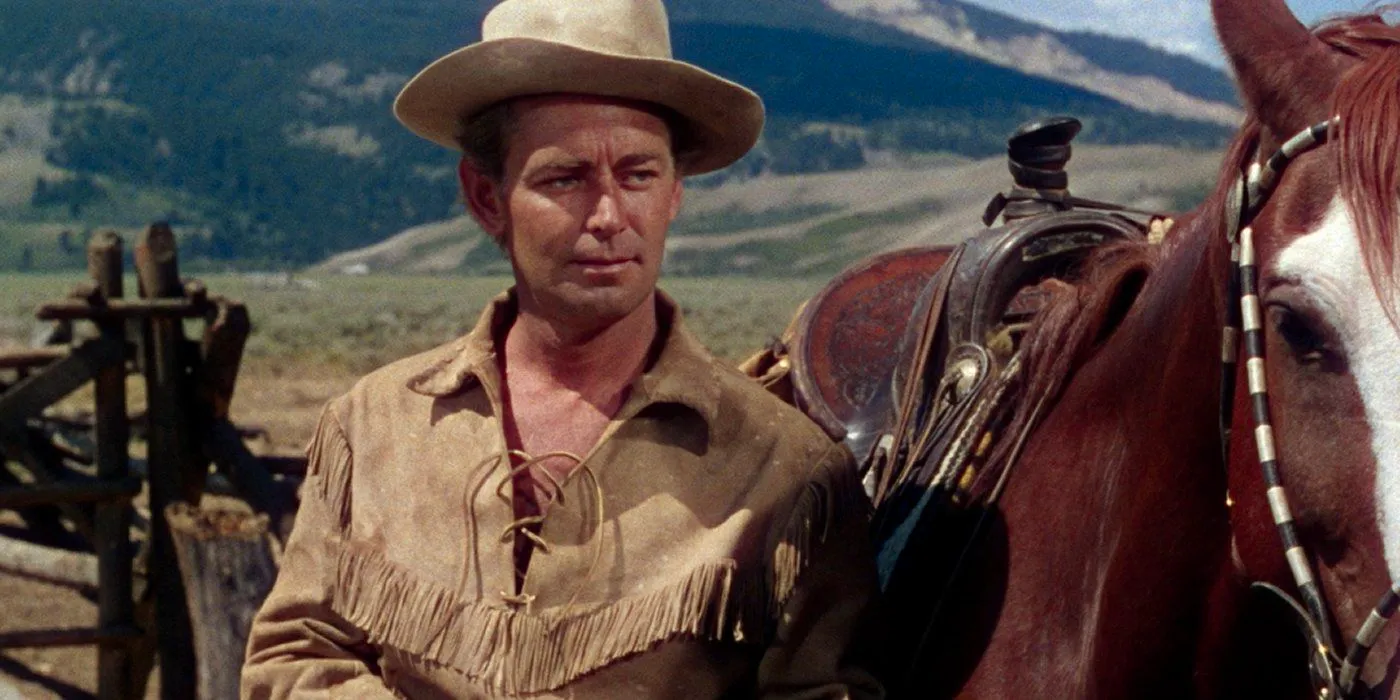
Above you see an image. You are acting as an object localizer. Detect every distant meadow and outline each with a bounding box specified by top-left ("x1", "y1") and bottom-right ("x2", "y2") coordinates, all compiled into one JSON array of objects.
[{"x1": 0, "y1": 273, "x2": 823, "y2": 370}]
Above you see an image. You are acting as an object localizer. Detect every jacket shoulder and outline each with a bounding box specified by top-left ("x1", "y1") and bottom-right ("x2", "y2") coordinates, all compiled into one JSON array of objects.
[
  {"x1": 326, "y1": 337, "x2": 474, "y2": 421},
  {"x1": 708, "y1": 361, "x2": 848, "y2": 467}
]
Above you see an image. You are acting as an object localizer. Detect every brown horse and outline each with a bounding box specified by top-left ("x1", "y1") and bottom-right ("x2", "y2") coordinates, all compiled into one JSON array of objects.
[{"x1": 825, "y1": 1, "x2": 1400, "y2": 697}]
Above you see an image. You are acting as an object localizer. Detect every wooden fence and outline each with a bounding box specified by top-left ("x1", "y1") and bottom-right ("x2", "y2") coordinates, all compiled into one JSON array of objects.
[{"x1": 0, "y1": 224, "x2": 303, "y2": 699}]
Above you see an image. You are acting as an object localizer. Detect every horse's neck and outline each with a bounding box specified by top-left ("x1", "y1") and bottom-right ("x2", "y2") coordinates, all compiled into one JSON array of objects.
[{"x1": 972, "y1": 215, "x2": 1236, "y2": 695}]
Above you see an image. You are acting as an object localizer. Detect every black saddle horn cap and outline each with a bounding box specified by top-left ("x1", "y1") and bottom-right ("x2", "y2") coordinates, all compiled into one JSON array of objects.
[
  {"x1": 1007, "y1": 117, "x2": 1081, "y2": 191},
  {"x1": 985, "y1": 117, "x2": 1083, "y2": 224},
  {"x1": 1008, "y1": 116, "x2": 1082, "y2": 154}
]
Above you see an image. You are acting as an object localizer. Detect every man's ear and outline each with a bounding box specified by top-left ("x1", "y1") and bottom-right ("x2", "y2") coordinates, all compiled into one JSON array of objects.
[{"x1": 459, "y1": 158, "x2": 508, "y2": 240}]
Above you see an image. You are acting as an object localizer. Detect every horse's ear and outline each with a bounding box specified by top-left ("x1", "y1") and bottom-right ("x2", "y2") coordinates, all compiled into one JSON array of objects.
[{"x1": 1213, "y1": 0, "x2": 1346, "y2": 135}]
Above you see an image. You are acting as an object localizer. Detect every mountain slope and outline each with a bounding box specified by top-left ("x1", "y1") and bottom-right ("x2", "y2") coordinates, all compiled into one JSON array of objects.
[
  {"x1": 824, "y1": 0, "x2": 1242, "y2": 125},
  {"x1": 0, "y1": 0, "x2": 1235, "y2": 271},
  {"x1": 315, "y1": 144, "x2": 1223, "y2": 277}
]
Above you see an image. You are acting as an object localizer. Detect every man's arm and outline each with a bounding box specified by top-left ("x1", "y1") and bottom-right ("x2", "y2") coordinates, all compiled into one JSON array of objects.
[
  {"x1": 756, "y1": 446, "x2": 885, "y2": 700},
  {"x1": 241, "y1": 406, "x2": 395, "y2": 699}
]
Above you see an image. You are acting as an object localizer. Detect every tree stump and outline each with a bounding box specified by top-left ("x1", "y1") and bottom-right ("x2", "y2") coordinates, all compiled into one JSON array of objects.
[{"x1": 165, "y1": 504, "x2": 277, "y2": 700}]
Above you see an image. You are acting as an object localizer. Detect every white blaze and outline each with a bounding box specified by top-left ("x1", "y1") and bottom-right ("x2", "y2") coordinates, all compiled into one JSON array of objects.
[{"x1": 1275, "y1": 198, "x2": 1400, "y2": 583}]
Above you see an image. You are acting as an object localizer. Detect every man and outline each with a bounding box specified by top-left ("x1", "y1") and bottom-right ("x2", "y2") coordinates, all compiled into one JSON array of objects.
[{"x1": 242, "y1": 0, "x2": 880, "y2": 697}]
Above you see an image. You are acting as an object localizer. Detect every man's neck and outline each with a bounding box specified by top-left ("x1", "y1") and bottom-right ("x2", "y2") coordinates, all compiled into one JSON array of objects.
[{"x1": 503, "y1": 293, "x2": 659, "y2": 403}]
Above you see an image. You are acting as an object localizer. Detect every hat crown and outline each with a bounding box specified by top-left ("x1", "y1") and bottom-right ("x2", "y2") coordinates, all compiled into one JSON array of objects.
[
  {"x1": 483, "y1": 0, "x2": 673, "y2": 60},
  {"x1": 395, "y1": 0, "x2": 763, "y2": 174}
]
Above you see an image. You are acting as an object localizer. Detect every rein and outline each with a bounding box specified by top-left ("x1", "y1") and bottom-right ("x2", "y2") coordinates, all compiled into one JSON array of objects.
[{"x1": 1220, "y1": 117, "x2": 1400, "y2": 698}]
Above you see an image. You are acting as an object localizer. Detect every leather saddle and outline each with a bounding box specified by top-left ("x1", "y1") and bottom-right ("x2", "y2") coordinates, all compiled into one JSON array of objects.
[
  {"x1": 774, "y1": 117, "x2": 1165, "y2": 692},
  {"x1": 786, "y1": 117, "x2": 1153, "y2": 505}
]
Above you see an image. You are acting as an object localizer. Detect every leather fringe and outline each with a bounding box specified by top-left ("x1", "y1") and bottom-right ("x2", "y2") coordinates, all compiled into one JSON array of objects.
[
  {"x1": 306, "y1": 408, "x2": 354, "y2": 531},
  {"x1": 771, "y1": 453, "x2": 867, "y2": 610},
  {"x1": 311, "y1": 408, "x2": 865, "y2": 693},
  {"x1": 332, "y1": 546, "x2": 770, "y2": 694}
]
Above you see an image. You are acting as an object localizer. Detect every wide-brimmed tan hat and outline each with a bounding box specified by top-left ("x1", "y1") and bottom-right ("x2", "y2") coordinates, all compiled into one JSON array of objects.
[{"x1": 393, "y1": 0, "x2": 765, "y2": 175}]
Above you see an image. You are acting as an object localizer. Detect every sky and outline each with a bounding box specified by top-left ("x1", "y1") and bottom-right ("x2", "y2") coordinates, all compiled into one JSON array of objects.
[{"x1": 962, "y1": 0, "x2": 1369, "y2": 66}]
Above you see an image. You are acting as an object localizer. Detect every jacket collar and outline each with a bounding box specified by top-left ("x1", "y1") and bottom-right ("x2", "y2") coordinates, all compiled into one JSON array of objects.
[{"x1": 405, "y1": 289, "x2": 721, "y2": 430}]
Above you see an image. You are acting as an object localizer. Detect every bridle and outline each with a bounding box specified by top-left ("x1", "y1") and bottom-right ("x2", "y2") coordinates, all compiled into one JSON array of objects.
[{"x1": 1220, "y1": 116, "x2": 1400, "y2": 698}]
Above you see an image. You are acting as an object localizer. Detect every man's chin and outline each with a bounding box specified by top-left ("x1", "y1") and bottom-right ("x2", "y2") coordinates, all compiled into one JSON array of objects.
[{"x1": 545, "y1": 284, "x2": 652, "y2": 327}]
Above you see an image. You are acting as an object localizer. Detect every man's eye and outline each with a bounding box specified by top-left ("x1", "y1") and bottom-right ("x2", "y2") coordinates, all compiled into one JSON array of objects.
[
  {"x1": 542, "y1": 175, "x2": 581, "y2": 189},
  {"x1": 623, "y1": 170, "x2": 658, "y2": 185}
]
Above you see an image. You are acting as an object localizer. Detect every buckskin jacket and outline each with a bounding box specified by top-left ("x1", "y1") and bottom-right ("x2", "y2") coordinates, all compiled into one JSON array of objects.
[{"x1": 241, "y1": 291, "x2": 882, "y2": 699}]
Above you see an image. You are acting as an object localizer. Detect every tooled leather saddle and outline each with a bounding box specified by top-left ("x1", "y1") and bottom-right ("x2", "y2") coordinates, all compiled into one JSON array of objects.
[
  {"x1": 783, "y1": 117, "x2": 1157, "y2": 581},
  {"x1": 763, "y1": 117, "x2": 1163, "y2": 691}
]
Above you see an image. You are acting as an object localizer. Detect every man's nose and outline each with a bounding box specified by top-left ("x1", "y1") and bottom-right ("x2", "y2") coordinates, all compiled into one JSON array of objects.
[{"x1": 585, "y1": 182, "x2": 624, "y2": 238}]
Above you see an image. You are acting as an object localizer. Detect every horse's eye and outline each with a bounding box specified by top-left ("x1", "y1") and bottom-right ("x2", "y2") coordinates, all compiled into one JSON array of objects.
[{"x1": 1268, "y1": 304, "x2": 1345, "y2": 372}]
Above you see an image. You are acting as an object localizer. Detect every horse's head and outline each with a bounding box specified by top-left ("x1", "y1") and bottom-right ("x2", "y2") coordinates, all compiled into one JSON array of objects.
[{"x1": 1215, "y1": 0, "x2": 1400, "y2": 693}]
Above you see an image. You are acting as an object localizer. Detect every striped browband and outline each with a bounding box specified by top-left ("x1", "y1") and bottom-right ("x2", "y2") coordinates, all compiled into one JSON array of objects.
[{"x1": 1221, "y1": 116, "x2": 1400, "y2": 699}]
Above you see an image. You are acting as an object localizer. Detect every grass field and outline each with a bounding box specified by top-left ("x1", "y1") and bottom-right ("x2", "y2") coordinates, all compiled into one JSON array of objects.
[
  {"x1": 0, "y1": 273, "x2": 821, "y2": 362},
  {"x1": 0, "y1": 272, "x2": 824, "y2": 451},
  {"x1": 212, "y1": 274, "x2": 823, "y2": 370}
]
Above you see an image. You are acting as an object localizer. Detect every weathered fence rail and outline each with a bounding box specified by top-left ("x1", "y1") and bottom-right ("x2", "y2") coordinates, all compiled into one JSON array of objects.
[
  {"x1": 0, "y1": 223, "x2": 306, "y2": 700},
  {"x1": 0, "y1": 534, "x2": 98, "y2": 590}
]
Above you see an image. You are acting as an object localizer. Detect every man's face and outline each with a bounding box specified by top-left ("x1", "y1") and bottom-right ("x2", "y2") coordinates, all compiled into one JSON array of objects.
[{"x1": 464, "y1": 95, "x2": 683, "y2": 332}]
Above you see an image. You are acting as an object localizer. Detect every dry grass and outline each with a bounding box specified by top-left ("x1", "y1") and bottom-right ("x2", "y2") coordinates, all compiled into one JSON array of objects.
[
  {"x1": 0, "y1": 272, "x2": 825, "y2": 450},
  {"x1": 223, "y1": 275, "x2": 823, "y2": 447}
]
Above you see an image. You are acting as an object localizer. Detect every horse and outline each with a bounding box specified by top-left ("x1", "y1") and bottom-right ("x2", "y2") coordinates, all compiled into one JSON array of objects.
[{"x1": 763, "y1": 1, "x2": 1400, "y2": 696}]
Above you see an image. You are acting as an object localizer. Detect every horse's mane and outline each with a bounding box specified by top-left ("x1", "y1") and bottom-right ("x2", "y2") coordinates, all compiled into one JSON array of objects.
[
  {"x1": 1320, "y1": 9, "x2": 1400, "y2": 314},
  {"x1": 985, "y1": 111, "x2": 1263, "y2": 472}
]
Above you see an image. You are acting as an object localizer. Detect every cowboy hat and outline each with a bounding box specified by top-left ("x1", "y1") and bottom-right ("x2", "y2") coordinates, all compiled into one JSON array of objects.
[{"x1": 393, "y1": 0, "x2": 765, "y2": 175}]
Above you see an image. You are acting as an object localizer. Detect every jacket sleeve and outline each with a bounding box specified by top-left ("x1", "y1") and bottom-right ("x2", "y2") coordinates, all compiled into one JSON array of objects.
[
  {"x1": 756, "y1": 445, "x2": 885, "y2": 700},
  {"x1": 241, "y1": 406, "x2": 396, "y2": 699}
]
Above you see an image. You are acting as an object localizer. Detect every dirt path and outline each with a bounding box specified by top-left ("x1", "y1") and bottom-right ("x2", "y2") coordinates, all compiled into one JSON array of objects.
[{"x1": 0, "y1": 569, "x2": 159, "y2": 699}]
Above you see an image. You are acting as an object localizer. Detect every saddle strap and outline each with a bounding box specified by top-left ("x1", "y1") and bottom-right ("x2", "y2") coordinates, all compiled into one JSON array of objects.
[{"x1": 871, "y1": 243, "x2": 967, "y2": 504}]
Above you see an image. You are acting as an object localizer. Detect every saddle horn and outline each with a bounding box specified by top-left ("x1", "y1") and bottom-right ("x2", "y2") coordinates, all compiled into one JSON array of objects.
[{"x1": 982, "y1": 117, "x2": 1080, "y2": 226}]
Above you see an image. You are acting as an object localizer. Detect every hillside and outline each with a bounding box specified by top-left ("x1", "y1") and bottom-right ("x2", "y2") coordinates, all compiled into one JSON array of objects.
[
  {"x1": 313, "y1": 144, "x2": 1225, "y2": 278},
  {"x1": 826, "y1": 0, "x2": 1242, "y2": 125},
  {"x1": 0, "y1": 0, "x2": 1237, "y2": 271}
]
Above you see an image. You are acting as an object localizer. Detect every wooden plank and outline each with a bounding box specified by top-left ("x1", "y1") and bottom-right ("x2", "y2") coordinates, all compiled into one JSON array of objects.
[
  {"x1": 38, "y1": 432, "x2": 92, "y2": 466},
  {"x1": 0, "y1": 534, "x2": 98, "y2": 590},
  {"x1": 0, "y1": 348, "x2": 68, "y2": 370},
  {"x1": 198, "y1": 300, "x2": 250, "y2": 421},
  {"x1": 89, "y1": 230, "x2": 137, "y2": 700},
  {"x1": 0, "y1": 476, "x2": 141, "y2": 508},
  {"x1": 0, "y1": 626, "x2": 142, "y2": 649},
  {"x1": 0, "y1": 337, "x2": 125, "y2": 428},
  {"x1": 38, "y1": 413, "x2": 95, "y2": 431},
  {"x1": 135, "y1": 223, "x2": 182, "y2": 300},
  {"x1": 135, "y1": 222, "x2": 199, "y2": 700},
  {"x1": 88, "y1": 231, "x2": 124, "y2": 298},
  {"x1": 0, "y1": 429, "x2": 98, "y2": 541},
  {"x1": 203, "y1": 419, "x2": 296, "y2": 540},
  {"x1": 166, "y1": 505, "x2": 277, "y2": 700},
  {"x1": 36, "y1": 298, "x2": 207, "y2": 321},
  {"x1": 0, "y1": 465, "x2": 74, "y2": 546}
]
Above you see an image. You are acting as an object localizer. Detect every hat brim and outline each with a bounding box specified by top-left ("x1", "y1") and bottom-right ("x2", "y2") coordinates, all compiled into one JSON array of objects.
[{"x1": 394, "y1": 38, "x2": 765, "y2": 175}]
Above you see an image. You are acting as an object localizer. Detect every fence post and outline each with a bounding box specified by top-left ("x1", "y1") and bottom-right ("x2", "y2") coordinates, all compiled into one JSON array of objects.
[
  {"x1": 89, "y1": 231, "x2": 135, "y2": 700},
  {"x1": 166, "y1": 505, "x2": 277, "y2": 700},
  {"x1": 135, "y1": 223, "x2": 199, "y2": 699}
]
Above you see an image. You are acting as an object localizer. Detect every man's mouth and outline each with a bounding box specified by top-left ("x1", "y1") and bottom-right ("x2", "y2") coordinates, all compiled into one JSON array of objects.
[{"x1": 573, "y1": 256, "x2": 637, "y2": 273}]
